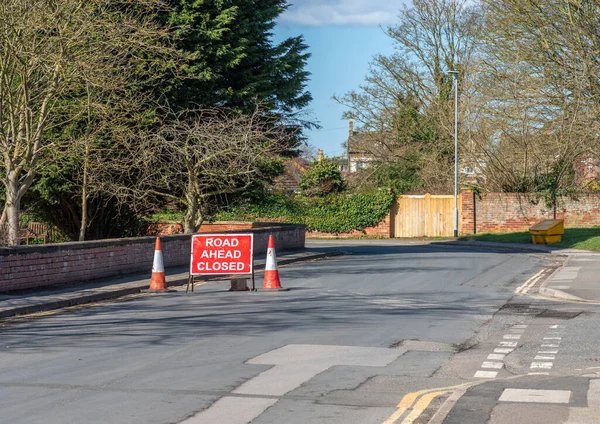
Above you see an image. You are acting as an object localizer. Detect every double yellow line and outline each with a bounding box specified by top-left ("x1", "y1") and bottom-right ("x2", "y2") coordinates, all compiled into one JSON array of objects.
[
  {"x1": 515, "y1": 268, "x2": 546, "y2": 295},
  {"x1": 382, "y1": 383, "x2": 472, "y2": 424}
]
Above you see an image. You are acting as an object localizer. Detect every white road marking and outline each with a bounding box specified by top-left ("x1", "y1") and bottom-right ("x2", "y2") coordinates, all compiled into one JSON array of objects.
[
  {"x1": 495, "y1": 348, "x2": 514, "y2": 354},
  {"x1": 528, "y1": 372, "x2": 550, "y2": 375},
  {"x1": 500, "y1": 341, "x2": 518, "y2": 347},
  {"x1": 482, "y1": 362, "x2": 503, "y2": 369},
  {"x1": 488, "y1": 354, "x2": 505, "y2": 360},
  {"x1": 539, "y1": 350, "x2": 558, "y2": 354},
  {"x1": 531, "y1": 362, "x2": 554, "y2": 369},
  {"x1": 508, "y1": 329, "x2": 525, "y2": 334},
  {"x1": 535, "y1": 355, "x2": 555, "y2": 360},
  {"x1": 188, "y1": 344, "x2": 403, "y2": 424},
  {"x1": 541, "y1": 344, "x2": 560, "y2": 348},
  {"x1": 549, "y1": 285, "x2": 571, "y2": 289},
  {"x1": 504, "y1": 334, "x2": 521, "y2": 340},
  {"x1": 499, "y1": 389, "x2": 571, "y2": 404},
  {"x1": 234, "y1": 363, "x2": 328, "y2": 396},
  {"x1": 550, "y1": 325, "x2": 560, "y2": 329},
  {"x1": 512, "y1": 325, "x2": 528, "y2": 329},
  {"x1": 181, "y1": 396, "x2": 278, "y2": 424},
  {"x1": 233, "y1": 344, "x2": 401, "y2": 396},
  {"x1": 544, "y1": 337, "x2": 562, "y2": 340},
  {"x1": 474, "y1": 371, "x2": 498, "y2": 378}
]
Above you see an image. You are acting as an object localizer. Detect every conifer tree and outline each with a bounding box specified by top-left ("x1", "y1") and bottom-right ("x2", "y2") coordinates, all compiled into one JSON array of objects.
[{"x1": 162, "y1": 0, "x2": 312, "y2": 117}]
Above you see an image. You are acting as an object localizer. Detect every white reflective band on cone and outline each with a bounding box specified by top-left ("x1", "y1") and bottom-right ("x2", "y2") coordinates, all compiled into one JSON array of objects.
[
  {"x1": 152, "y1": 249, "x2": 165, "y2": 273},
  {"x1": 265, "y1": 247, "x2": 277, "y2": 271}
]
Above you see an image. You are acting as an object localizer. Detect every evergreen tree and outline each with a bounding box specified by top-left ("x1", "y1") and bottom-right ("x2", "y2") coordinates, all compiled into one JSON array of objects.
[{"x1": 162, "y1": 0, "x2": 312, "y2": 116}]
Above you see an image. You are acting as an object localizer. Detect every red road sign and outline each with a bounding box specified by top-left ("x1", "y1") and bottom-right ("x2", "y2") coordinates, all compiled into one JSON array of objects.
[{"x1": 190, "y1": 234, "x2": 253, "y2": 276}]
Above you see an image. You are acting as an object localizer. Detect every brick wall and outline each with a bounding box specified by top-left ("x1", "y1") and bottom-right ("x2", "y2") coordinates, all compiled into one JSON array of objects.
[
  {"x1": 0, "y1": 224, "x2": 305, "y2": 293},
  {"x1": 307, "y1": 213, "x2": 392, "y2": 238},
  {"x1": 198, "y1": 222, "x2": 275, "y2": 232},
  {"x1": 143, "y1": 221, "x2": 275, "y2": 236},
  {"x1": 461, "y1": 190, "x2": 600, "y2": 234}
]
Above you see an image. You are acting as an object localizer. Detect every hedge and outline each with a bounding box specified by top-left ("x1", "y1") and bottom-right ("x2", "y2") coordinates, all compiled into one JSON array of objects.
[{"x1": 216, "y1": 190, "x2": 395, "y2": 233}]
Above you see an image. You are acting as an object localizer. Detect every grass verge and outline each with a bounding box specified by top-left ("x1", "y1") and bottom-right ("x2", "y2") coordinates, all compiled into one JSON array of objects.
[{"x1": 459, "y1": 227, "x2": 600, "y2": 251}]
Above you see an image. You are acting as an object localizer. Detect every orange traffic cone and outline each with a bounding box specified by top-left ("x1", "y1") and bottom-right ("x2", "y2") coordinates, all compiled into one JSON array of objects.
[
  {"x1": 146, "y1": 237, "x2": 171, "y2": 292},
  {"x1": 262, "y1": 235, "x2": 289, "y2": 291}
]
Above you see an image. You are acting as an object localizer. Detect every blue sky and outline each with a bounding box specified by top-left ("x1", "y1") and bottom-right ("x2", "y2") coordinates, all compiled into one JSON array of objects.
[{"x1": 274, "y1": 1, "x2": 408, "y2": 157}]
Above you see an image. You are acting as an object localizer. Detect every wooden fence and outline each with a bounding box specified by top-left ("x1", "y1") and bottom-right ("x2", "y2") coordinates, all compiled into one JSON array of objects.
[{"x1": 391, "y1": 194, "x2": 461, "y2": 237}]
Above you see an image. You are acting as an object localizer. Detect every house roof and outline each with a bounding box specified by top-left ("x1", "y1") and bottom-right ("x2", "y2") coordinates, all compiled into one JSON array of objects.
[{"x1": 347, "y1": 130, "x2": 405, "y2": 159}]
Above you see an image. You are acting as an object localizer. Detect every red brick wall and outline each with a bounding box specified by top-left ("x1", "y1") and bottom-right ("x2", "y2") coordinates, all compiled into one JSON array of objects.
[
  {"x1": 198, "y1": 222, "x2": 276, "y2": 232},
  {"x1": 144, "y1": 223, "x2": 184, "y2": 236},
  {"x1": 307, "y1": 214, "x2": 391, "y2": 238},
  {"x1": 461, "y1": 190, "x2": 600, "y2": 234},
  {"x1": 0, "y1": 224, "x2": 305, "y2": 292},
  {"x1": 143, "y1": 221, "x2": 273, "y2": 236}
]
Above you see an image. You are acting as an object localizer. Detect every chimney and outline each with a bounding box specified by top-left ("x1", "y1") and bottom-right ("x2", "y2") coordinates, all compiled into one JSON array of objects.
[
  {"x1": 317, "y1": 148, "x2": 323, "y2": 162},
  {"x1": 348, "y1": 119, "x2": 354, "y2": 138}
]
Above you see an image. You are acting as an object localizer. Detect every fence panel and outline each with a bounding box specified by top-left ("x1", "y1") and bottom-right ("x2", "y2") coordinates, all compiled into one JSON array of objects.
[{"x1": 393, "y1": 194, "x2": 460, "y2": 237}]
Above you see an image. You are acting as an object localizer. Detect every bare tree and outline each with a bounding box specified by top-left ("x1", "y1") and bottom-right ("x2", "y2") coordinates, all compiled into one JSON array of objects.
[
  {"x1": 0, "y1": 0, "x2": 171, "y2": 245},
  {"x1": 466, "y1": 0, "x2": 600, "y2": 210},
  {"x1": 334, "y1": 0, "x2": 479, "y2": 193},
  {"x1": 110, "y1": 107, "x2": 294, "y2": 233}
]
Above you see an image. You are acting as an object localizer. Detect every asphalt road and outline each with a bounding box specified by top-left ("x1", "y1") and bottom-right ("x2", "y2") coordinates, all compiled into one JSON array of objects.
[{"x1": 2, "y1": 240, "x2": 598, "y2": 423}]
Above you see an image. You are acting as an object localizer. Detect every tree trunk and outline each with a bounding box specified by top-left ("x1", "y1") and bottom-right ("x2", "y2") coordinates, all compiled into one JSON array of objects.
[
  {"x1": 79, "y1": 189, "x2": 88, "y2": 241},
  {"x1": 183, "y1": 171, "x2": 199, "y2": 234},
  {"x1": 79, "y1": 143, "x2": 89, "y2": 241},
  {"x1": 0, "y1": 206, "x2": 6, "y2": 231},
  {"x1": 183, "y1": 191, "x2": 198, "y2": 234},
  {"x1": 183, "y1": 206, "x2": 197, "y2": 234},
  {"x1": 5, "y1": 177, "x2": 22, "y2": 246}
]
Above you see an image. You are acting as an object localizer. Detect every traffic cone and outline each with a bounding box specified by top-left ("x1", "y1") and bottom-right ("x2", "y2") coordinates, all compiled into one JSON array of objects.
[
  {"x1": 146, "y1": 237, "x2": 170, "y2": 291},
  {"x1": 262, "y1": 235, "x2": 289, "y2": 291}
]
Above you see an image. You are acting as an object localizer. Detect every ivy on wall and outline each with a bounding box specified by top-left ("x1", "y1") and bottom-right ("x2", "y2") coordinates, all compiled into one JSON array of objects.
[{"x1": 216, "y1": 190, "x2": 395, "y2": 233}]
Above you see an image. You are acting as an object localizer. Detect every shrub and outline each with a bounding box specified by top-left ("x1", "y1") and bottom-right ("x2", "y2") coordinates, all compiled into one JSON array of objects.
[
  {"x1": 215, "y1": 190, "x2": 395, "y2": 233},
  {"x1": 300, "y1": 159, "x2": 346, "y2": 196}
]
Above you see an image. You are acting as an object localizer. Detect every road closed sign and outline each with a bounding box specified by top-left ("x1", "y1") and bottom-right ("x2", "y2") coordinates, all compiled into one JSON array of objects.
[{"x1": 190, "y1": 234, "x2": 253, "y2": 276}]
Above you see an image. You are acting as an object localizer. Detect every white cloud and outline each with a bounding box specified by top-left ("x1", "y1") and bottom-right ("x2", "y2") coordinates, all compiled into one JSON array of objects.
[{"x1": 280, "y1": 0, "x2": 408, "y2": 26}]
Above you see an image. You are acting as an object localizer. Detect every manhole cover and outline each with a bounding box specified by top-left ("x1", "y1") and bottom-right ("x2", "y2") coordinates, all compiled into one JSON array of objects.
[{"x1": 537, "y1": 310, "x2": 582, "y2": 319}]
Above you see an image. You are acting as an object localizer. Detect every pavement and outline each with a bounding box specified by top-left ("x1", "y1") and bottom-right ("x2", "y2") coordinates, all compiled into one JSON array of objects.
[{"x1": 0, "y1": 246, "x2": 344, "y2": 320}]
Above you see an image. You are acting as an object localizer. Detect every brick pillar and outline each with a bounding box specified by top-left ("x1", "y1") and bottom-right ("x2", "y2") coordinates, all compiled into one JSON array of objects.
[{"x1": 461, "y1": 189, "x2": 475, "y2": 235}]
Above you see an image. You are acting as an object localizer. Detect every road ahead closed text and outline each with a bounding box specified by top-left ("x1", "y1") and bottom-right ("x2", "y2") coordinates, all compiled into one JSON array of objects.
[{"x1": 190, "y1": 234, "x2": 253, "y2": 275}]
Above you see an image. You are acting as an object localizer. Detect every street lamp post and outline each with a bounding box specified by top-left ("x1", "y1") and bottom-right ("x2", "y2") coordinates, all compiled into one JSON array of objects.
[{"x1": 448, "y1": 70, "x2": 459, "y2": 238}]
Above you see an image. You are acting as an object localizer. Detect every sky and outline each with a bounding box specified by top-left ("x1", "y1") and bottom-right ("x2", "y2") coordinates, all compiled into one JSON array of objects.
[{"x1": 273, "y1": 0, "x2": 409, "y2": 157}]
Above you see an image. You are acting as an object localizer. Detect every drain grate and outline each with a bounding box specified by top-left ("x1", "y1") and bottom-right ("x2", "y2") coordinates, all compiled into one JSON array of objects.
[{"x1": 537, "y1": 310, "x2": 582, "y2": 319}]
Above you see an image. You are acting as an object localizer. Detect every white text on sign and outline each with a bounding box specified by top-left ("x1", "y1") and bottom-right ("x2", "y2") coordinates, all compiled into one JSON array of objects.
[
  {"x1": 205, "y1": 238, "x2": 239, "y2": 247},
  {"x1": 190, "y1": 234, "x2": 253, "y2": 276}
]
